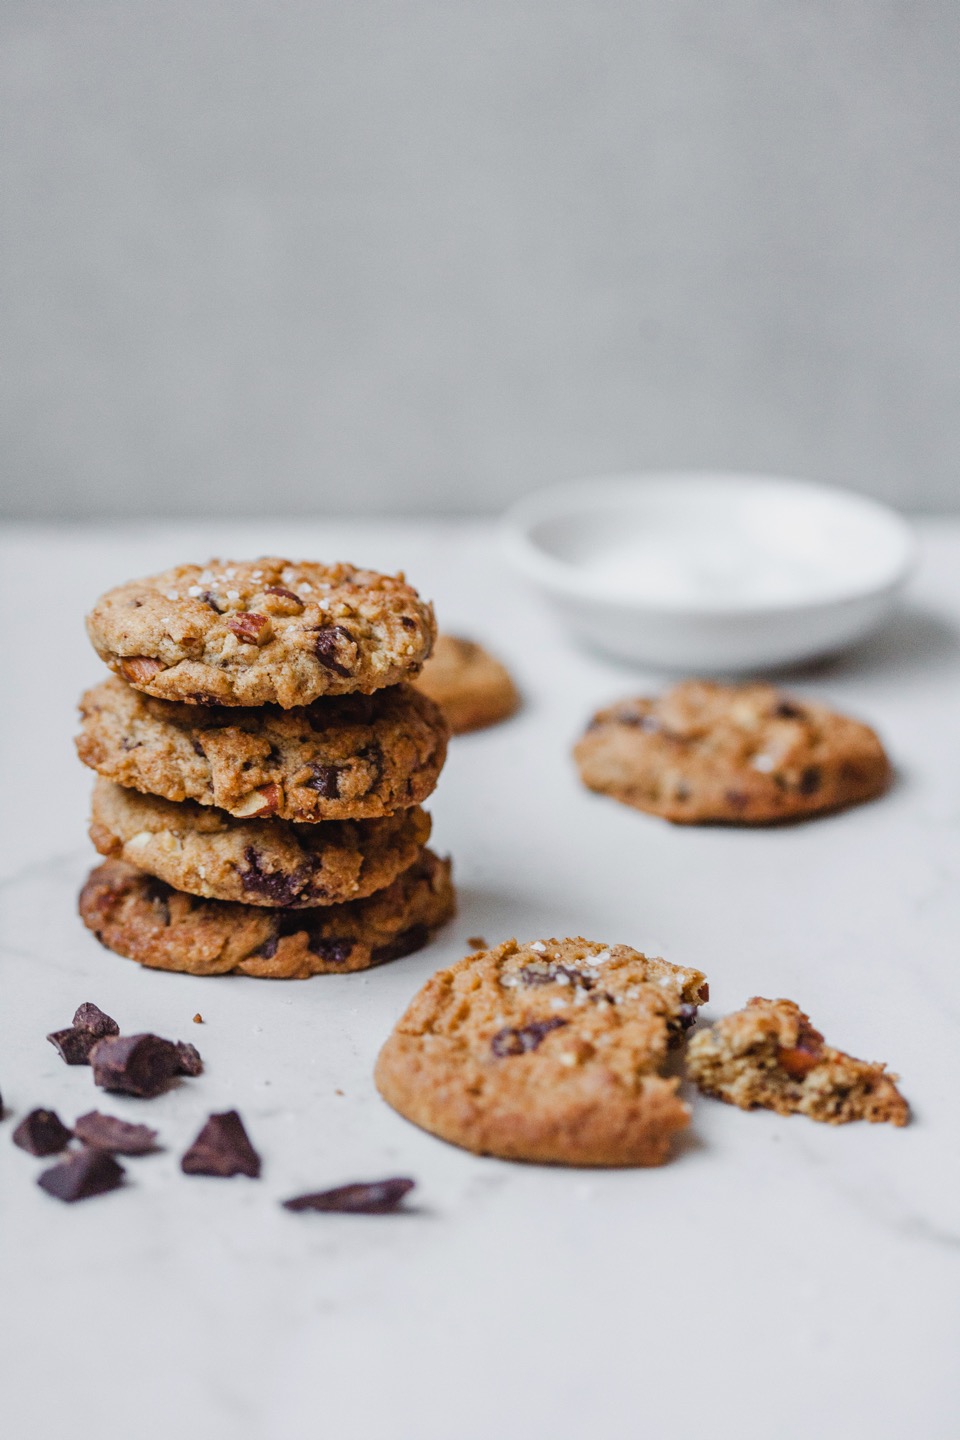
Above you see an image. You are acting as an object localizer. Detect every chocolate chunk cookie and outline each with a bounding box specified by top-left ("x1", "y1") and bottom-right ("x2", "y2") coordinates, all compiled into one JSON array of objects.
[
  {"x1": 574, "y1": 681, "x2": 890, "y2": 824},
  {"x1": 414, "y1": 635, "x2": 519, "y2": 734},
  {"x1": 77, "y1": 676, "x2": 448, "y2": 822},
  {"x1": 89, "y1": 778, "x2": 430, "y2": 908},
  {"x1": 375, "y1": 937, "x2": 708, "y2": 1166},
  {"x1": 79, "y1": 852, "x2": 455, "y2": 978},
  {"x1": 86, "y1": 558, "x2": 437, "y2": 708},
  {"x1": 687, "y1": 998, "x2": 908, "y2": 1125}
]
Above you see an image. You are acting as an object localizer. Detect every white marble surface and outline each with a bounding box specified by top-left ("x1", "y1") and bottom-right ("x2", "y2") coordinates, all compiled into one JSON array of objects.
[{"x1": 1, "y1": 519, "x2": 958, "y2": 1440}]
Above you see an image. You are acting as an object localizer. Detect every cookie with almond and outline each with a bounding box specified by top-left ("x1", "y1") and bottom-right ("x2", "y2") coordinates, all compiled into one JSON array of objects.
[
  {"x1": 574, "y1": 681, "x2": 889, "y2": 824},
  {"x1": 687, "y1": 997, "x2": 908, "y2": 1125},
  {"x1": 85, "y1": 558, "x2": 437, "y2": 708},
  {"x1": 375, "y1": 937, "x2": 708, "y2": 1166},
  {"x1": 79, "y1": 852, "x2": 454, "y2": 978},
  {"x1": 89, "y1": 777, "x2": 430, "y2": 908},
  {"x1": 77, "y1": 676, "x2": 447, "y2": 822}
]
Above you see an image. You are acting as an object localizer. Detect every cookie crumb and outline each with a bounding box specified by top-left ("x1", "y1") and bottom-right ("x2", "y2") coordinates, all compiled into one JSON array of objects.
[
  {"x1": 467, "y1": 935, "x2": 487, "y2": 950},
  {"x1": 193, "y1": 1013, "x2": 203, "y2": 1024}
]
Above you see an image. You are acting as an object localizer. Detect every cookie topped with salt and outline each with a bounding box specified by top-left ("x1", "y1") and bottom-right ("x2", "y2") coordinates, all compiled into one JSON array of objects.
[
  {"x1": 85, "y1": 558, "x2": 437, "y2": 708},
  {"x1": 375, "y1": 936, "x2": 708, "y2": 1167}
]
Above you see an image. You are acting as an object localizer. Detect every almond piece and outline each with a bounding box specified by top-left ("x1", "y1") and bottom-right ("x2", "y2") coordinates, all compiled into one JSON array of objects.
[
  {"x1": 233, "y1": 784, "x2": 281, "y2": 818},
  {"x1": 226, "y1": 613, "x2": 273, "y2": 646},
  {"x1": 121, "y1": 657, "x2": 164, "y2": 684}
]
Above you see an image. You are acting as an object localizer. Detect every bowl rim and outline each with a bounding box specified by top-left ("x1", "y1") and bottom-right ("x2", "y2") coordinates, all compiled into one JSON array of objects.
[{"x1": 501, "y1": 471, "x2": 918, "y2": 617}]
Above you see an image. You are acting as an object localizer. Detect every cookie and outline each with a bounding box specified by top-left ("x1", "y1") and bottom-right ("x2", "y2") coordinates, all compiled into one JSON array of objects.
[
  {"x1": 89, "y1": 777, "x2": 431, "y2": 908},
  {"x1": 687, "y1": 997, "x2": 908, "y2": 1125},
  {"x1": 77, "y1": 676, "x2": 448, "y2": 822},
  {"x1": 79, "y1": 851, "x2": 455, "y2": 978},
  {"x1": 85, "y1": 557, "x2": 437, "y2": 708},
  {"x1": 574, "y1": 681, "x2": 890, "y2": 824},
  {"x1": 374, "y1": 937, "x2": 709, "y2": 1166},
  {"x1": 413, "y1": 635, "x2": 519, "y2": 734}
]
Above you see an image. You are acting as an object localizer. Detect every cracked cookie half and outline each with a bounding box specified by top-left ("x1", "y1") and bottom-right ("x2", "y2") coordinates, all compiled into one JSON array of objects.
[
  {"x1": 687, "y1": 997, "x2": 908, "y2": 1125},
  {"x1": 375, "y1": 937, "x2": 708, "y2": 1166}
]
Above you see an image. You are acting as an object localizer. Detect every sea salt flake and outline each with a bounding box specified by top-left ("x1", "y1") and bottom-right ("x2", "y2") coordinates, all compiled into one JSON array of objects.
[
  {"x1": 589, "y1": 948, "x2": 612, "y2": 965},
  {"x1": 529, "y1": 941, "x2": 547, "y2": 954},
  {"x1": 165, "y1": 590, "x2": 178, "y2": 600},
  {"x1": 752, "y1": 753, "x2": 775, "y2": 773},
  {"x1": 187, "y1": 585, "x2": 202, "y2": 597},
  {"x1": 226, "y1": 589, "x2": 240, "y2": 601}
]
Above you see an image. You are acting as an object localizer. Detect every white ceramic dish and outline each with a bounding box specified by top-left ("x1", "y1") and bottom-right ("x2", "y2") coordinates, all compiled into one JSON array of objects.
[{"x1": 501, "y1": 472, "x2": 917, "y2": 672}]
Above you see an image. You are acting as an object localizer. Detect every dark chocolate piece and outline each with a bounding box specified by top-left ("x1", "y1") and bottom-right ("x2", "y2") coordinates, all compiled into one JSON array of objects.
[
  {"x1": 73, "y1": 1111, "x2": 159, "y2": 1155},
  {"x1": 12, "y1": 1107, "x2": 73, "y2": 1156},
  {"x1": 490, "y1": 1017, "x2": 568, "y2": 1057},
  {"x1": 181, "y1": 1111, "x2": 261, "y2": 1178},
  {"x1": 38, "y1": 1148, "x2": 124, "y2": 1203},
  {"x1": 72, "y1": 1002, "x2": 119, "y2": 1038},
  {"x1": 89, "y1": 1033, "x2": 182, "y2": 1098},
  {"x1": 283, "y1": 1178, "x2": 415, "y2": 1213},
  {"x1": 47, "y1": 1002, "x2": 121, "y2": 1066},
  {"x1": 174, "y1": 1041, "x2": 203, "y2": 1077},
  {"x1": 47, "y1": 1027, "x2": 100, "y2": 1065}
]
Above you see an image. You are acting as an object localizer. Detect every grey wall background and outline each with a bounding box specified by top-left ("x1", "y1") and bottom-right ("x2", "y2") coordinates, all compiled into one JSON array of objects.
[{"x1": 2, "y1": 1, "x2": 958, "y2": 519}]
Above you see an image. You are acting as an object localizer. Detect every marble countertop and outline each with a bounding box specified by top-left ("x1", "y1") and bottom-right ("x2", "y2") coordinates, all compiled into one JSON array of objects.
[{"x1": 1, "y1": 518, "x2": 958, "y2": 1440}]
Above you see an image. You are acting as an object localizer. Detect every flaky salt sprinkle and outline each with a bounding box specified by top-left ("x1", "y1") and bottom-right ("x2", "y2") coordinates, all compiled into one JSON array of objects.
[
  {"x1": 225, "y1": 568, "x2": 236, "y2": 579},
  {"x1": 529, "y1": 941, "x2": 547, "y2": 954},
  {"x1": 590, "y1": 948, "x2": 612, "y2": 965},
  {"x1": 165, "y1": 590, "x2": 178, "y2": 600},
  {"x1": 251, "y1": 569, "x2": 262, "y2": 579},
  {"x1": 226, "y1": 589, "x2": 240, "y2": 601},
  {"x1": 187, "y1": 584, "x2": 203, "y2": 597},
  {"x1": 752, "y1": 753, "x2": 775, "y2": 773},
  {"x1": 297, "y1": 582, "x2": 313, "y2": 594}
]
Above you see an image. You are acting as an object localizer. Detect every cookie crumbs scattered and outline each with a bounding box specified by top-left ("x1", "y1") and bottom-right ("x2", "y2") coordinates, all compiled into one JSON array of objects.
[
  {"x1": 193, "y1": 1013, "x2": 203, "y2": 1024},
  {"x1": 467, "y1": 936, "x2": 487, "y2": 950}
]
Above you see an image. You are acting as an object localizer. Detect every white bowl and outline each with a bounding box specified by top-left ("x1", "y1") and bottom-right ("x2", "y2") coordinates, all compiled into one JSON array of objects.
[{"x1": 501, "y1": 472, "x2": 917, "y2": 672}]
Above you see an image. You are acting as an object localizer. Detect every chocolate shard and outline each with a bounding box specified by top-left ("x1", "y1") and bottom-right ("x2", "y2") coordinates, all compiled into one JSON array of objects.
[
  {"x1": 73, "y1": 1111, "x2": 159, "y2": 1155},
  {"x1": 47, "y1": 1027, "x2": 100, "y2": 1065},
  {"x1": 38, "y1": 1148, "x2": 125, "y2": 1203},
  {"x1": 48, "y1": 1002, "x2": 122, "y2": 1066},
  {"x1": 72, "y1": 1002, "x2": 119, "y2": 1038},
  {"x1": 181, "y1": 1111, "x2": 261, "y2": 1178},
  {"x1": 12, "y1": 1107, "x2": 73, "y2": 1157},
  {"x1": 174, "y1": 1041, "x2": 203, "y2": 1077},
  {"x1": 89, "y1": 1033, "x2": 182, "y2": 1098},
  {"x1": 283, "y1": 1178, "x2": 415, "y2": 1214}
]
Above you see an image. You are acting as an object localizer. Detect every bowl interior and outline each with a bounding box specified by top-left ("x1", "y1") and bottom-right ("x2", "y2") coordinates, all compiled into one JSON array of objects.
[{"x1": 517, "y1": 475, "x2": 914, "y2": 612}]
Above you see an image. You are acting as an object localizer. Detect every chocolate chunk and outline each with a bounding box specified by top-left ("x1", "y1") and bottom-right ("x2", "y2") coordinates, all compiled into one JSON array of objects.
[
  {"x1": 12, "y1": 1107, "x2": 73, "y2": 1156},
  {"x1": 490, "y1": 1017, "x2": 568, "y2": 1057},
  {"x1": 200, "y1": 590, "x2": 224, "y2": 613},
  {"x1": 47, "y1": 1027, "x2": 100, "y2": 1065},
  {"x1": 305, "y1": 762, "x2": 342, "y2": 798},
  {"x1": 72, "y1": 1002, "x2": 119, "y2": 1038},
  {"x1": 239, "y1": 847, "x2": 305, "y2": 906},
  {"x1": 697, "y1": 982, "x2": 710, "y2": 1002},
  {"x1": 143, "y1": 877, "x2": 173, "y2": 925},
  {"x1": 774, "y1": 700, "x2": 806, "y2": 720},
  {"x1": 38, "y1": 1148, "x2": 124, "y2": 1203},
  {"x1": 190, "y1": 737, "x2": 206, "y2": 757},
  {"x1": 724, "y1": 789, "x2": 750, "y2": 812},
  {"x1": 308, "y1": 935, "x2": 355, "y2": 965},
  {"x1": 174, "y1": 1041, "x2": 203, "y2": 1077},
  {"x1": 181, "y1": 1111, "x2": 261, "y2": 1178},
  {"x1": 313, "y1": 625, "x2": 355, "y2": 677},
  {"x1": 73, "y1": 1111, "x2": 159, "y2": 1155},
  {"x1": 370, "y1": 924, "x2": 427, "y2": 966},
  {"x1": 283, "y1": 1178, "x2": 415, "y2": 1214},
  {"x1": 667, "y1": 1003, "x2": 700, "y2": 1048},
  {"x1": 89, "y1": 1034, "x2": 182, "y2": 1098},
  {"x1": 518, "y1": 962, "x2": 595, "y2": 990},
  {"x1": 799, "y1": 765, "x2": 822, "y2": 795}
]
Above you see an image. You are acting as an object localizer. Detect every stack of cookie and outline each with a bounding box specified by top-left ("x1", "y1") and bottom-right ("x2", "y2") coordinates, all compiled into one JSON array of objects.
[{"x1": 75, "y1": 558, "x2": 455, "y2": 978}]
